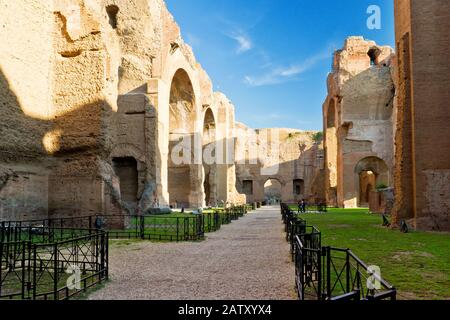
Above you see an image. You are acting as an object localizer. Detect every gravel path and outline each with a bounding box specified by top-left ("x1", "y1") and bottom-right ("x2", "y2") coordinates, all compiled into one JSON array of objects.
[{"x1": 88, "y1": 206, "x2": 296, "y2": 300}]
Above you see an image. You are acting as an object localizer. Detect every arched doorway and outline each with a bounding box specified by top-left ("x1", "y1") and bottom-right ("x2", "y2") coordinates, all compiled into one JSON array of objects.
[
  {"x1": 293, "y1": 179, "x2": 305, "y2": 199},
  {"x1": 359, "y1": 170, "x2": 376, "y2": 206},
  {"x1": 168, "y1": 69, "x2": 196, "y2": 209},
  {"x1": 355, "y1": 157, "x2": 389, "y2": 207},
  {"x1": 112, "y1": 157, "x2": 139, "y2": 207},
  {"x1": 264, "y1": 179, "x2": 282, "y2": 204},
  {"x1": 203, "y1": 108, "x2": 216, "y2": 207}
]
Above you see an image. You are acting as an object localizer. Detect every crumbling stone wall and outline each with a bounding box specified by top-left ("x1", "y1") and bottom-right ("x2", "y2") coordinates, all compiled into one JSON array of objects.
[
  {"x1": 0, "y1": 0, "x2": 244, "y2": 221},
  {"x1": 235, "y1": 124, "x2": 325, "y2": 204},
  {"x1": 323, "y1": 37, "x2": 395, "y2": 208},
  {"x1": 0, "y1": 0, "x2": 55, "y2": 221}
]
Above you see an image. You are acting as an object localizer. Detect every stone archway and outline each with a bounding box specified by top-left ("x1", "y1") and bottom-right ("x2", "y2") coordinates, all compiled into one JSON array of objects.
[
  {"x1": 203, "y1": 108, "x2": 217, "y2": 207},
  {"x1": 167, "y1": 68, "x2": 197, "y2": 208},
  {"x1": 355, "y1": 157, "x2": 389, "y2": 207},
  {"x1": 264, "y1": 178, "x2": 282, "y2": 203}
]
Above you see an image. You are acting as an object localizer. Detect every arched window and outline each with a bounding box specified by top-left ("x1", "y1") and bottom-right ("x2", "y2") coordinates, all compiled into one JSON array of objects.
[
  {"x1": 367, "y1": 48, "x2": 381, "y2": 66},
  {"x1": 106, "y1": 5, "x2": 119, "y2": 29}
]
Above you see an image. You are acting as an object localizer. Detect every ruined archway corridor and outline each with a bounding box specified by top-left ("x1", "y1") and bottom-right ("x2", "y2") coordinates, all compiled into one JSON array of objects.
[{"x1": 88, "y1": 206, "x2": 296, "y2": 300}]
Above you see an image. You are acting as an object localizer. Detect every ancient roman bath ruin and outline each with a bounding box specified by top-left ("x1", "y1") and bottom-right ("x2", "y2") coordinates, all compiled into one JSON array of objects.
[{"x1": 1, "y1": 0, "x2": 449, "y2": 232}]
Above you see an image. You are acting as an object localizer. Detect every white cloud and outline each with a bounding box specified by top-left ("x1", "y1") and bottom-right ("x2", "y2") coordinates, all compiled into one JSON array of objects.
[
  {"x1": 185, "y1": 33, "x2": 201, "y2": 48},
  {"x1": 227, "y1": 30, "x2": 253, "y2": 54},
  {"x1": 244, "y1": 47, "x2": 333, "y2": 87}
]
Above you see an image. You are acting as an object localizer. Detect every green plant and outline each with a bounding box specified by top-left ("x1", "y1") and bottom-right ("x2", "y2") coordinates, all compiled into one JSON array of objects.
[
  {"x1": 311, "y1": 131, "x2": 323, "y2": 143},
  {"x1": 376, "y1": 183, "x2": 389, "y2": 190}
]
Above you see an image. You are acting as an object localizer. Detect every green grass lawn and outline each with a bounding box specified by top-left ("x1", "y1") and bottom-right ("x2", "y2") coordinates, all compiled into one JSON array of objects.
[{"x1": 293, "y1": 208, "x2": 450, "y2": 300}]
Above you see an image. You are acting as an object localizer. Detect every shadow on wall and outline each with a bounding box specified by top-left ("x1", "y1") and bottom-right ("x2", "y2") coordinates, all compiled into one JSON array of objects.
[
  {"x1": 0, "y1": 67, "x2": 124, "y2": 220},
  {"x1": 0, "y1": 68, "x2": 50, "y2": 160}
]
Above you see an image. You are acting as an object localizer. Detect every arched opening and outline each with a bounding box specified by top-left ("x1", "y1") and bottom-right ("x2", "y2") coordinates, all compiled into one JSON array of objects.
[
  {"x1": 168, "y1": 69, "x2": 196, "y2": 209},
  {"x1": 293, "y1": 179, "x2": 304, "y2": 197},
  {"x1": 359, "y1": 171, "x2": 376, "y2": 206},
  {"x1": 355, "y1": 157, "x2": 389, "y2": 207},
  {"x1": 112, "y1": 157, "x2": 138, "y2": 206},
  {"x1": 203, "y1": 108, "x2": 216, "y2": 207},
  {"x1": 106, "y1": 5, "x2": 119, "y2": 29},
  {"x1": 264, "y1": 179, "x2": 282, "y2": 203},
  {"x1": 367, "y1": 47, "x2": 381, "y2": 66}
]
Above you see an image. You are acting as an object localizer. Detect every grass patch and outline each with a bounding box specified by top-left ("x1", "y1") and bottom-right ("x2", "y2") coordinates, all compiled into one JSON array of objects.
[{"x1": 295, "y1": 208, "x2": 450, "y2": 300}]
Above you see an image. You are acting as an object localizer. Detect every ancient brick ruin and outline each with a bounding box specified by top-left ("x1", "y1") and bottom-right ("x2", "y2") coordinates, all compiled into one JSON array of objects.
[
  {"x1": 1, "y1": 0, "x2": 448, "y2": 232},
  {"x1": 323, "y1": 37, "x2": 395, "y2": 209},
  {"x1": 323, "y1": 1, "x2": 450, "y2": 231},
  {"x1": 392, "y1": 0, "x2": 450, "y2": 231},
  {"x1": 1, "y1": 0, "x2": 328, "y2": 222},
  {"x1": 0, "y1": 0, "x2": 244, "y2": 220},
  {"x1": 234, "y1": 125, "x2": 325, "y2": 204}
]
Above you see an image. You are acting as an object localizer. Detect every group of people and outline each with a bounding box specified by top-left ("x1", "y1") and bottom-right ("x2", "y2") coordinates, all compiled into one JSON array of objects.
[{"x1": 297, "y1": 199, "x2": 308, "y2": 213}]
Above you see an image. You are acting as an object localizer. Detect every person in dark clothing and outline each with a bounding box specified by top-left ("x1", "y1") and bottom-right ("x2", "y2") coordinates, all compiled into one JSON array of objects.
[{"x1": 301, "y1": 199, "x2": 307, "y2": 213}]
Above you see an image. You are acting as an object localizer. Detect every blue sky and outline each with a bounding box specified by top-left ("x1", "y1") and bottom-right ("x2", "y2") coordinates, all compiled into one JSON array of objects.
[{"x1": 165, "y1": 0, "x2": 395, "y2": 131}]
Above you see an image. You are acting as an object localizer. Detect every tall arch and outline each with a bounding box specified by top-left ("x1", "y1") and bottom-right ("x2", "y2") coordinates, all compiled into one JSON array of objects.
[
  {"x1": 264, "y1": 178, "x2": 282, "y2": 203},
  {"x1": 167, "y1": 68, "x2": 197, "y2": 208},
  {"x1": 354, "y1": 156, "x2": 389, "y2": 207},
  {"x1": 203, "y1": 108, "x2": 217, "y2": 206}
]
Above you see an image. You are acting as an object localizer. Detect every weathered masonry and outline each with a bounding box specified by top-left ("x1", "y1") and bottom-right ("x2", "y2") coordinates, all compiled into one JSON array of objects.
[
  {"x1": 0, "y1": 0, "x2": 243, "y2": 221},
  {"x1": 392, "y1": 0, "x2": 450, "y2": 231},
  {"x1": 323, "y1": 37, "x2": 395, "y2": 209},
  {"x1": 323, "y1": 0, "x2": 450, "y2": 231}
]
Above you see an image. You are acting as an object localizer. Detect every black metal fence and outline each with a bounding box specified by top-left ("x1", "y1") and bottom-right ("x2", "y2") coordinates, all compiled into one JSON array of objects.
[
  {"x1": 281, "y1": 203, "x2": 396, "y2": 301},
  {"x1": 0, "y1": 204, "x2": 251, "y2": 300},
  {"x1": 0, "y1": 227, "x2": 108, "y2": 300},
  {"x1": 204, "y1": 206, "x2": 248, "y2": 232},
  {"x1": 284, "y1": 203, "x2": 328, "y2": 214}
]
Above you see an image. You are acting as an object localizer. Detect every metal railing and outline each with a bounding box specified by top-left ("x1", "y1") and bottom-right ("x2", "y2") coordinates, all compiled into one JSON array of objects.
[
  {"x1": 294, "y1": 236, "x2": 396, "y2": 301},
  {"x1": 0, "y1": 227, "x2": 108, "y2": 300},
  {"x1": 283, "y1": 203, "x2": 328, "y2": 214},
  {"x1": 281, "y1": 203, "x2": 396, "y2": 301}
]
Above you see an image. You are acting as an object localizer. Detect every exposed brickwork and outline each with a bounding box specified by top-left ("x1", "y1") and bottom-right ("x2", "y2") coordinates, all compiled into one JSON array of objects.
[{"x1": 393, "y1": 0, "x2": 450, "y2": 231}]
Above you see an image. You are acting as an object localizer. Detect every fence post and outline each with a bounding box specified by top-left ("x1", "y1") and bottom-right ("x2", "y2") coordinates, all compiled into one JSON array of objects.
[
  {"x1": 346, "y1": 249, "x2": 351, "y2": 294},
  {"x1": 100, "y1": 232, "x2": 107, "y2": 280},
  {"x1": 140, "y1": 216, "x2": 145, "y2": 240},
  {"x1": 105, "y1": 232, "x2": 109, "y2": 280},
  {"x1": 300, "y1": 246, "x2": 306, "y2": 300},
  {"x1": 326, "y1": 247, "x2": 331, "y2": 299},
  {"x1": 33, "y1": 244, "x2": 37, "y2": 300},
  {"x1": 21, "y1": 242, "x2": 26, "y2": 299},
  {"x1": 53, "y1": 242, "x2": 58, "y2": 300},
  {"x1": 317, "y1": 248, "x2": 322, "y2": 300},
  {"x1": 0, "y1": 242, "x2": 2, "y2": 297}
]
